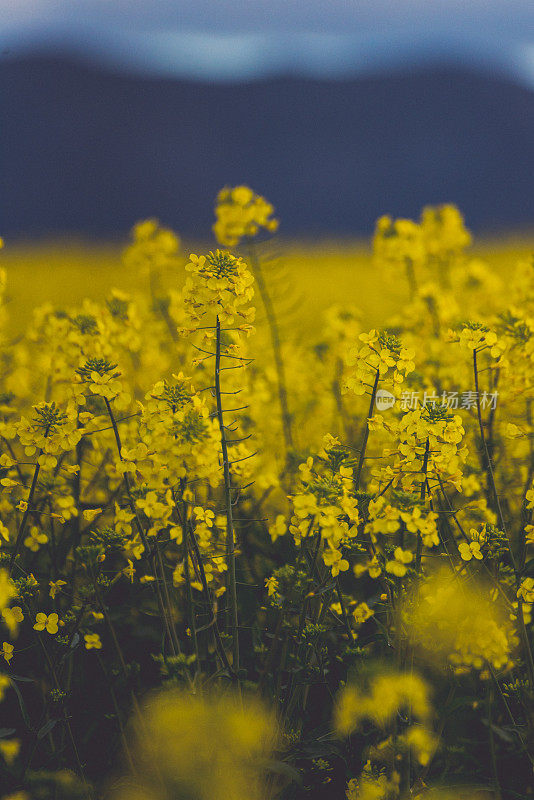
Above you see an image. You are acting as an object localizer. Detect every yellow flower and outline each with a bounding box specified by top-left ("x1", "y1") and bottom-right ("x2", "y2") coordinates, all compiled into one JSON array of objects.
[
  {"x1": 265, "y1": 576, "x2": 279, "y2": 597},
  {"x1": 406, "y1": 568, "x2": 515, "y2": 672},
  {"x1": 335, "y1": 668, "x2": 431, "y2": 736},
  {"x1": 402, "y1": 725, "x2": 438, "y2": 766},
  {"x1": 0, "y1": 738, "x2": 20, "y2": 764},
  {"x1": 84, "y1": 633, "x2": 102, "y2": 650},
  {"x1": 193, "y1": 506, "x2": 215, "y2": 527},
  {"x1": 2, "y1": 605, "x2": 23, "y2": 636},
  {"x1": 518, "y1": 578, "x2": 534, "y2": 604},
  {"x1": 323, "y1": 548, "x2": 349, "y2": 577},
  {"x1": 82, "y1": 508, "x2": 103, "y2": 522},
  {"x1": 63, "y1": 464, "x2": 80, "y2": 475},
  {"x1": 268, "y1": 514, "x2": 287, "y2": 542},
  {"x1": 0, "y1": 478, "x2": 19, "y2": 488},
  {"x1": 0, "y1": 521, "x2": 10, "y2": 543},
  {"x1": 0, "y1": 674, "x2": 10, "y2": 702},
  {"x1": 33, "y1": 612, "x2": 59, "y2": 634},
  {"x1": 0, "y1": 571, "x2": 17, "y2": 611},
  {"x1": 24, "y1": 526, "x2": 48, "y2": 552},
  {"x1": 182, "y1": 250, "x2": 255, "y2": 332},
  {"x1": 459, "y1": 541, "x2": 483, "y2": 561},
  {"x1": 37, "y1": 453, "x2": 57, "y2": 470},
  {"x1": 123, "y1": 218, "x2": 181, "y2": 276},
  {"x1": 386, "y1": 547, "x2": 413, "y2": 577},
  {"x1": 122, "y1": 559, "x2": 135, "y2": 583},
  {"x1": 352, "y1": 602, "x2": 374, "y2": 627},
  {"x1": 2, "y1": 642, "x2": 13, "y2": 663},
  {"x1": 2, "y1": 792, "x2": 28, "y2": 800},
  {"x1": 49, "y1": 579, "x2": 67, "y2": 599},
  {"x1": 505, "y1": 423, "x2": 525, "y2": 439}
]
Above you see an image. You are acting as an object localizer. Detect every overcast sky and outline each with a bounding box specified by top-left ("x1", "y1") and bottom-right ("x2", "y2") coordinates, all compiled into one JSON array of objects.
[{"x1": 2, "y1": 0, "x2": 534, "y2": 82}]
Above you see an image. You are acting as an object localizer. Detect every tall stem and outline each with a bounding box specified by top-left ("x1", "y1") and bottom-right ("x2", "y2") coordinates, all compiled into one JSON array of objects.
[
  {"x1": 181, "y1": 492, "x2": 199, "y2": 673},
  {"x1": 10, "y1": 462, "x2": 41, "y2": 571},
  {"x1": 473, "y1": 349, "x2": 507, "y2": 540},
  {"x1": 415, "y1": 438, "x2": 430, "y2": 573},
  {"x1": 473, "y1": 351, "x2": 534, "y2": 689},
  {"x1": 247, "y1": 242, "x2": 293, "y2": 455},
  {"x1": 29, "y1": 613, "x2": 91, "y2": 796},
  {"x1": 355, "y1": 368, "x2": 380, "y2": 490},
  {"x1": 9, "y1": 423, "x2": 51, "y2": 572},
  {"x1": 215, "y1": 315, "x2": 240, "y2": 674},
  {"x1": 187, "y1": 519, "x2": 234, "y2": 676}
]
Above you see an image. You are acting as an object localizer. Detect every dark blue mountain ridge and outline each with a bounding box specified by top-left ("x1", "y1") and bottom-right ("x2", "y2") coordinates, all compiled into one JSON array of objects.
[{"x1": 2, "y1": 54, "x2": 534, "y2": 238}]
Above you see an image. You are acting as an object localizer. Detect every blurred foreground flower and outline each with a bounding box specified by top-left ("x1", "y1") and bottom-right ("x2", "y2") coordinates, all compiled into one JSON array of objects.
[
  {"x1": 404, "y1": 567, "x2": 517, "y2": 673},
  {"x1": 112, "y1": 688, "x2": 278, "y2": 800}
]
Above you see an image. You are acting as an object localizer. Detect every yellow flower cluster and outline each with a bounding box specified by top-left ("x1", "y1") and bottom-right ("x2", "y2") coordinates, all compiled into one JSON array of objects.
[
  {"x1": 13, "y1": 401, "x2": 83, "y2": 471},
  {"x1": 406, "y1": 569, "x2": 517, "y2": 672},
  {"x1": 450, "y1": 321, "x2": 505, "y2": 357},
  {"x1": 374, "y1": 204, "x2": 471, "y2": 271},
  {"x1": 345, "y1": 329, "x2": 415, "y2": 396},
  {"x1": 365, "y1": 496, "x2": 439, "y2": 548},
  {"x1": 379, "y1": 405, "x2": 467, "y2": 493},
  {"x1": 335, "y1": 667, "x2": 436, "y2": 771},
  {"x1": 122, "y1": 218, "x2": 181, "y2": 276},
  {"x1": 288, "y1": 435, "x2": 360, "y2": 576},
  {"x1": 181, "y1": 249, "x2": 255, "y2": 332},
  {"x1": 213, "y1": 185, "x2": 278, "y2": 247}
]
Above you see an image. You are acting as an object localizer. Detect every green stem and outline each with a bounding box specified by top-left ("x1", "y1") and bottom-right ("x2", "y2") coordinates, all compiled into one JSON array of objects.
[
  {"x1": 415, "y1": 438, "x2": 430, "y2": 573},
  {"x1": 10, "y1": 445, "x2": 46, "y2": 571},
  {"x1": 104, "y1": 397, "x2": 178, "y2": 657},
  {"x1": 188, "y1": 519, "x2": 234, "y2": 677},
  {"x1": 96, "y1": 652, "x2": 137, "y2": 777},
  {"x1": 215, "y1": 315, "x2": 240, "y2": 675},
  {"x1": 473, "y1": 349, "x2": 508, "y2": 544},
  {"x1": 355, "y1": 368, "x2": 380, "y2": 490},
  {"x1": 247, "y1": 241, "x2": 293, "y2": 455},
  {"x1": 473, "y1": 351, "x2": 534, "y2": 688},
  {"x1": 31, "y1": 619, "x2": 91, "y2": 796},
  {"x1": 181, "y1": 493, "x2": 200, "y2": 674}
]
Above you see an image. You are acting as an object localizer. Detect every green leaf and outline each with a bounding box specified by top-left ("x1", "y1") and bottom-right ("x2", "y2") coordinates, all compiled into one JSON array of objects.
[
  {"x1": 10, "y1": 678, "x2": 32, "y2": 730},
  {"x1": 38, "y1": 718, "x2": 60, "y2": 740}
]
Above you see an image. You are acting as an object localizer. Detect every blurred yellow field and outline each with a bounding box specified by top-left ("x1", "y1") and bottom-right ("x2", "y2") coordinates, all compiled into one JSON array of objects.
[{"x1": 3, "y1": 234, "x2": 534, "y2": 337}]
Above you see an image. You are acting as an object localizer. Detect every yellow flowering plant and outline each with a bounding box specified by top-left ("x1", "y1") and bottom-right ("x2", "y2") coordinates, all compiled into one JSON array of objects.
[{"x1": 0, "y1": 191, "x2": 532, "y2": 799}]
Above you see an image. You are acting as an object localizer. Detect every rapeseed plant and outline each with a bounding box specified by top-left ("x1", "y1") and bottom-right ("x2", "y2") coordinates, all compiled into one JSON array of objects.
[{"x1": 0, "y1": 191, "x2": 532, "y2": 799}]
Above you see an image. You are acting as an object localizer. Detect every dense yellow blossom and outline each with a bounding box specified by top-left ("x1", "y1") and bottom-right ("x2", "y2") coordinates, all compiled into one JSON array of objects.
[
  {"x1": 213, "y1": 185, "x2": 278, "y2": 247},
  {"x1": 0, "y1": 195, "x2": 533, "y2": 797}
]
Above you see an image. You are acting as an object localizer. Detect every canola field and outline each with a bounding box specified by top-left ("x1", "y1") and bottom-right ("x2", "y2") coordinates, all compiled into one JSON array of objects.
[{"x1": 0, "y1": 188, "x2": 533, "y2": 800}]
